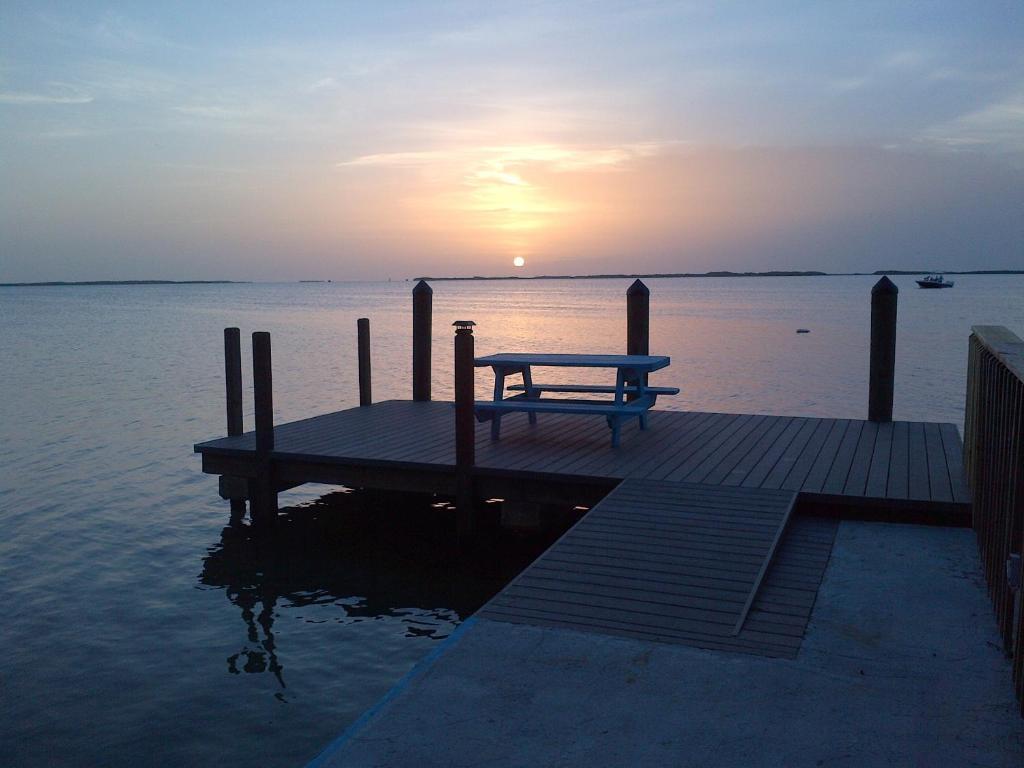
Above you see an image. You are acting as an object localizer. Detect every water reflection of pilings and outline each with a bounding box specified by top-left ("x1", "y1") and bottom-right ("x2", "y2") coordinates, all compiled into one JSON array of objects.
[
  {"x1": 199, "y1": 489, "x2": 575, "y2": 686},
  {"x1": 227, "y1": 585, "x2": 283, "y2": 687}
]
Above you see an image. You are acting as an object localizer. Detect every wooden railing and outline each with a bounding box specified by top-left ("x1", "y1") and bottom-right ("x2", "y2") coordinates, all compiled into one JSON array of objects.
[{"x1": 964, "y1": 325, "x2": 1024, "y2": 714}]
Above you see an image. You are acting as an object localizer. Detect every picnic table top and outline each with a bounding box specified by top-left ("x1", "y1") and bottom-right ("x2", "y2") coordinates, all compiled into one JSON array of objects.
[{"x1": 475, "y1": 353, "x2": 670, "y2": 371}]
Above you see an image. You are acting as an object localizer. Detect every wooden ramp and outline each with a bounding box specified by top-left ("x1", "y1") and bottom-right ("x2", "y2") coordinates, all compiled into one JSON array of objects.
[{"x1": 479, "y1": 480, "x2": 834, "y2": 658}]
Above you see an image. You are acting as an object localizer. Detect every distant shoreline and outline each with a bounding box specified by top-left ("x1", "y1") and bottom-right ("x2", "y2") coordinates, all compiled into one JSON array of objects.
[
  {"x1": 3, "y1": 270, "x2": 1022, "y2": 287},
  {"x1": 413, "y1": 269, "x2": 1024, "y2": 282},
  {"x1": 0, "y1": 280, "x2": 245, "y2": 287}
]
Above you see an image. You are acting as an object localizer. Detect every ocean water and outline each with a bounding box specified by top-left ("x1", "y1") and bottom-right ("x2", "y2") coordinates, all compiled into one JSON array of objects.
[{"x1": 2, "y1": 274, "x2": 1022, "y2": 767}]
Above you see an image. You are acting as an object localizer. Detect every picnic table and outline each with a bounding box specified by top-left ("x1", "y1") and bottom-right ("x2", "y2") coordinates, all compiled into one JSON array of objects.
[{"x1": 474, "y1": 353, "x2": 679, "y2": 447}]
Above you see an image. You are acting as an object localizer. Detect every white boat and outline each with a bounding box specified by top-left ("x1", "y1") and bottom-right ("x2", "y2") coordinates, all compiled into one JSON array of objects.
[{"x1": 916, "y1": 274, "x2": 955, "y2": 289}]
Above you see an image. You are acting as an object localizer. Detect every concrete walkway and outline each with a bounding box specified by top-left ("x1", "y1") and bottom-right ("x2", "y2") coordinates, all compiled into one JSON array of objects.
[{"x1": 312, "y1": 522, "x2": 1024, "y2": 767}]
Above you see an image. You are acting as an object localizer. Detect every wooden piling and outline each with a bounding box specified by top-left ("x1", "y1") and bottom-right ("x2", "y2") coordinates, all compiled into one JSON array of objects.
[
  {"x1": 224, "y1": 328, "x2": 243, "y2": 436},
  {"x1": 626, "y1": 279, "x2": 650, "y2": 401},
  {"x1": 413, "y1": 280, "x2": 432, "y2": 401},
  {"x1": 454, "y1": 320, "x2": 476, "y2": 543},
  {"x1": 869, "y1": 277, "x2": 898, "y2": 422},
  {"x1": 251, "y1": 331, "x2": 278, "y2": 526},
  {"x1": 223, "y1": 327, "x2": 246, "y2": 516},
  {"x1": 357, "y1": 317, "x2": 372, "y2": 406}
]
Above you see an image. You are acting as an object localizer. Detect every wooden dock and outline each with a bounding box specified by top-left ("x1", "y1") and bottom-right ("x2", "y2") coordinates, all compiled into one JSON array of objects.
[{"x1": 195, "y1": 400, "x2": 970, "y2": 515}]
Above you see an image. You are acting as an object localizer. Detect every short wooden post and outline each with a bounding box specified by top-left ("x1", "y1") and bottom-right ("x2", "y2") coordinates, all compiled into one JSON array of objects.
[
  {"x1": 224, "y1": 327, "x2": 246, "y2": 516},
  {"x1": 413, "y1": 280, "x2": 432, "y2": 401},
  {"x1": 626, "y1": 279, "x2": 650, "y2": 401},
  {"x1": 453, "y1": 320, "x2": 476, "y2": 544},
  {"x1": 357, "y1": 317, "x2": 372, "y2": 406},
  {"x1": 251, "y1": 331, "x2": 278, "y2": 526},
  {"x1": 869, "y1": 277, "x2": 898, "y2": 422}
]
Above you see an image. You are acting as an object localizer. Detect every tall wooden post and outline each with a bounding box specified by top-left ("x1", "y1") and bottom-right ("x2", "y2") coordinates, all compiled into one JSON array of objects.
[
  {"x1": 224, "y1": 327, "x2": 246, "y2": 517},
  {"x1": 357, "y1": 317, "x2": 372, "y2": 406},
  {"x1": 869, "y1": 277, "x2": 898, "y2": 422},
  {"x1": 251, "y1": 331, "x2": 278, "y2": 526},
  {"x1": 454, "y1": 320, "x2": 476, "y2": 544},
  {"x1": 413, "y1": 280, "x2": 433, "y2": 401},
  {"x1": 626, "y1": 279, "x2": 650, "y2": 401}
]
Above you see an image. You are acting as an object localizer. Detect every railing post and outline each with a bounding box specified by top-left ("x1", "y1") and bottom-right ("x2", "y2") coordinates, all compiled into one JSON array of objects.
[
  {"x1": 413, "y1": 280, "x2": 433, "y2": 401},
  {"x1": 453, "y1": 320, "x2": 476, "y2": 544},
  {"x1": 626, "y1": 279, "x2": 650, "y2": 401},
  {"x1": 223, "y1": 327, "x2": 246, "y2": 517},
  {"x1": 868, "y1": 277, "x2": 898, "y2": 422},
  {"x1": 357, "y1": 317, "x2": 372, "y2": 406},
  {"x1": 251, "y1": 331, "x2": 278, "y2": 527}
]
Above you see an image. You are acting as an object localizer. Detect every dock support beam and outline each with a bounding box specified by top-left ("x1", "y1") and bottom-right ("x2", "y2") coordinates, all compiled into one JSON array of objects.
[
  {"x1": 626, "y1": 279, "x2": 650, "y2": 401},
  {"x1": 252, "y1": 331, "x2": 278, "y2": 526},
  {"x1": 223, "y1": 327, "x2": 247, "y2": 518},
  {"x1": 454, "y1": 320, "x2": 476, "y2": 544},
  {"x1": 357, "y1": 317, "x2": 372, "y2": 406},
  {"x1": 869, "y1": 277, "x2": 898, "y2": 422},
  {"x1": 413, "y1": 280, "x2": 432, "y2": 401}
]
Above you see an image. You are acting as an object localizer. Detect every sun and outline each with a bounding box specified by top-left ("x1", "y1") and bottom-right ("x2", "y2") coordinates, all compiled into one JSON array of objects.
[{"x1": 512, "y1": 256, "x2": 526, "y2": 268}]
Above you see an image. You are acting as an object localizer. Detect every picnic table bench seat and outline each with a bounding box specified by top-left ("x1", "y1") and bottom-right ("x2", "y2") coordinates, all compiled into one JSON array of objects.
[
  {"x1": 507, "y1": 383, "x2": 680, "y2": 396},
  {"x1": 475, "y1": 395, "x2": 656, "y2": 448}
]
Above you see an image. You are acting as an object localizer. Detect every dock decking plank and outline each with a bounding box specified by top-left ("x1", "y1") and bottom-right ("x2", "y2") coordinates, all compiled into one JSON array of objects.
[
  {"x1": 924, "y1": 422, "x2": 954, "y2": 503},
  {"x1": 938, "y1": 423, "x2": 971, "y2": 504},
  {"x1": 907, "y1": 422, "x2": 931, "y2": 500},
  {"x1": 887, "y1": 420, "x2": 910, "y2": 499}
]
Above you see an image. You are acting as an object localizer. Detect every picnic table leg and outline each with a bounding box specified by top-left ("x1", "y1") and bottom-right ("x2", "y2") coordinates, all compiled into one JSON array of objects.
[
  {"x1": 522, "y1": 365, "x2": 538, "y2": 425},
  {"x1": 491, "y1": 367, "x2": 505, "y2": 440},
  {"x1": 608, "y1": 368, "x2": 627, "y2": 446},
  {"x1": 634, "y1": 368, "x2": 650, "y2": 430}
]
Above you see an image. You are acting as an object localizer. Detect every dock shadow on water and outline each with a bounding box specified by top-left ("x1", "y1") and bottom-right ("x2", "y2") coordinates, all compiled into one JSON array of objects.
[{"x1": 199, "y1": 488, "x2": 584, "y2": 693}]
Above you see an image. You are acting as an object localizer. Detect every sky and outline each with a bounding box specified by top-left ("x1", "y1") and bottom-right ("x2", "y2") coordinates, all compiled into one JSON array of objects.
[{"x1": 1, "y1": 1, "x2": 1022, "y2": 281}]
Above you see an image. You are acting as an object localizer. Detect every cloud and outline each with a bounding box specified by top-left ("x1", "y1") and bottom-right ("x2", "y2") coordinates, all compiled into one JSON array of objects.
[
  {"x1": 172, "y1": 104, "x2": 253, "y2": 120},
  {"x1": 919, "y1": 93, "x2": 1024, "y2": 154},
  {"x1": 306, "y1": 77, "x2": 339, "y2": 92},
  {"x1": 337, "y1": 142, "x2": 668, "y2": 173},
  {"x1": 0, "y1": 83, "x2": 93, "y2": 105}
]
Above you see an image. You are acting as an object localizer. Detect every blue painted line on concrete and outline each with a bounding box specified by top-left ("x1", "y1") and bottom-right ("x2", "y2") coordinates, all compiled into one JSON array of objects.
[{"x1": 305, "y1": 616, "x2": 479, "y2": 768}]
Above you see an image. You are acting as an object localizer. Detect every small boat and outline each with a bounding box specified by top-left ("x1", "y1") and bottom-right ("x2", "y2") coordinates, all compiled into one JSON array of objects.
[{"x1": 916, "y1": 274, "x2": 955, "y2": 289}]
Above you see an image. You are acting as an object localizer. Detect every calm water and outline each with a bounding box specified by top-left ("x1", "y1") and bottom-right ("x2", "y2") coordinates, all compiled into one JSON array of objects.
[{"x1": 2, "y1": 275, "x2": 1022, "y2": 766}]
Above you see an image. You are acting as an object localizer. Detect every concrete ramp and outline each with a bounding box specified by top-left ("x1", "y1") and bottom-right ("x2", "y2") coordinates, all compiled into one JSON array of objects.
[{"x1": 481, "y1": 480, "x2": 833, "y2": 658}]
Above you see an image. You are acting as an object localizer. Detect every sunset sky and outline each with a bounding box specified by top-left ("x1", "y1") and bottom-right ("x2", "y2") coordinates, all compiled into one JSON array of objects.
[{"x1": 1, "y1": 2, "x2": 1022, "y2": 281}]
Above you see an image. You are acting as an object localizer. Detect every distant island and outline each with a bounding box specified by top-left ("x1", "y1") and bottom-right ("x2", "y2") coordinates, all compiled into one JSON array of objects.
[
  {"x1": 4, "y1": 270, "x2": 1021, "y2": 287},
  {"x1": 0, "y1": 280, "x2": 244, "y2": 287},
  {"x1": 414, "y1": 269, "x2": 1024, "y2": 281}
]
